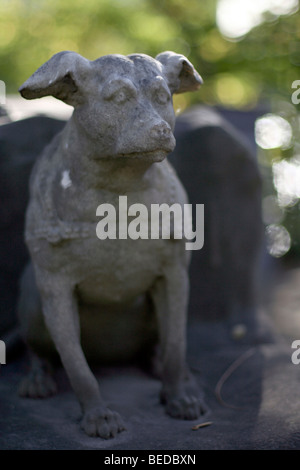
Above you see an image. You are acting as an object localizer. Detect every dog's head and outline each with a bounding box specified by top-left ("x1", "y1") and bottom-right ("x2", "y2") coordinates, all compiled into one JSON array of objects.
[{"x1": 19, "y1": 51, "x2": 202, "y2": 161}]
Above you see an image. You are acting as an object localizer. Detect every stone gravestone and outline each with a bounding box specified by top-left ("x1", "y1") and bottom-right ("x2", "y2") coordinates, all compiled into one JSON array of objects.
[
  {"x1": 0, "y1": 116, "x2": 65, "y2": 336},
  {"x1": 169, "y1": 105, "x2": 264, "y2": 333}
]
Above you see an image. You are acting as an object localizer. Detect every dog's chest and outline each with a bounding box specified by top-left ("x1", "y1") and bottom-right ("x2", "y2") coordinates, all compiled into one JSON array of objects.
[
  {"x1": 27, "y1": 159, "x2": 182, "y2": 302},
  {"x1": 72, "y1": 236, "x2": 168, "y2": 303}
]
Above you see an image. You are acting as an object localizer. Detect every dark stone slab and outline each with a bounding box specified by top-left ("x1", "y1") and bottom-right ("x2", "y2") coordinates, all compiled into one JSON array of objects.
[
  {"x1": 0, "y1": 116, "x2": 66, "y2": 335},
  {"x1": 169, "y1": 106, "x2": 264, "y2": 335}
]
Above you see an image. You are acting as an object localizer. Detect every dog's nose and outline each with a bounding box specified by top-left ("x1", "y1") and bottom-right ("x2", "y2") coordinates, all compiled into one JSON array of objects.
[{"x1": 150, "y1": 122, "x2": 172, "y2": 141}]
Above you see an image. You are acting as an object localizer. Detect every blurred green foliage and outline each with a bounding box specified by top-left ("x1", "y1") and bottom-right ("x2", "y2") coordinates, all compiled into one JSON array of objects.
[{"x1": 0, "y1": 0, "x2": 299, "y2": 112}]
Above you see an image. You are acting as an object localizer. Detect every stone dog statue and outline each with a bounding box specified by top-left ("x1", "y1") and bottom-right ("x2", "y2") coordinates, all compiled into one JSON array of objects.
[{"x1": 17, "y1": 50, "x2": 205, "y2": 438}]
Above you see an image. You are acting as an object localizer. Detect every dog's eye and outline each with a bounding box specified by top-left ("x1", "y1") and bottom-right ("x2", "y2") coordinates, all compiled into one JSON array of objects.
[
  {"x1": 103, "y1": 80, "x2": 137, "y2": 104},
  {"x1": 154, "y1": 88, "x2": 171, "y2": 106},
  {"x1": 111, "y1": 89, "x2": 128, "y2": 104},
  {"x1": 104, "y1": 88, "x2": 129, "y2": 104}
]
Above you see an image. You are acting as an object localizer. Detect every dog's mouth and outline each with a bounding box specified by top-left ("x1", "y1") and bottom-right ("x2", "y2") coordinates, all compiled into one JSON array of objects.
[{"x1": 114, "y1": 149, "x2": 170, "y2": 162}]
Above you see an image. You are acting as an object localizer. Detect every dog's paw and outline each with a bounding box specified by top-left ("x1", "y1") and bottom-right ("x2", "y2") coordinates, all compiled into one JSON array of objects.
[
  {"x1": 18, "y1": 371, "x2": 57, "y2": 398},
  {"x1": 164, "y1": 393, "x2": 207, "y2": 420},
  {"x1": 161, "y1": 381, "x2": 208, "y2": 420},
  {"x1": 81, "y1": 406, "x2": 126, "y2": 439}
]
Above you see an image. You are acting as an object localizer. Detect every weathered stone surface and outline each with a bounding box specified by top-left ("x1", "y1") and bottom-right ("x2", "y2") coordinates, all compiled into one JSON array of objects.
[{"x1": 17, "y1": 51, "x2": 205, "y2": 438}]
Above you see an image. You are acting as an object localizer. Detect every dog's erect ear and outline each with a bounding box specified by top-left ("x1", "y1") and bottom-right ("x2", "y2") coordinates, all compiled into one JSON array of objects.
[
  {"x1": 156, "y1": 51, "x2": 203, "y2": 94},
  {"x1": 19, "y1": 51, "x2": 91, "y2": 106}
]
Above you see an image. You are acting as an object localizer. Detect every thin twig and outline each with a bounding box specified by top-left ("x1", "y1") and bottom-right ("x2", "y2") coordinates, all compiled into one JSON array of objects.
[{"x1": 192, "y1": 421, "x2": 213, "y2": 430}]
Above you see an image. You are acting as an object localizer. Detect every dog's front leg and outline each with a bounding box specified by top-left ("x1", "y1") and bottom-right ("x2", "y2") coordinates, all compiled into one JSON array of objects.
[
  {"x1": 151, "y1": 260, "x2": 206, "y2": 420},
  {"x1": 36, "y1": 269, "x2": 125, "y2": 438}
]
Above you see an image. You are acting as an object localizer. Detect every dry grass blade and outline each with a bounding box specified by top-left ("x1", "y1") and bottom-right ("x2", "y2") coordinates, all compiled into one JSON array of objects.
[{"x1": 215, "y1": 347, "x2": 257, "y2": 409}]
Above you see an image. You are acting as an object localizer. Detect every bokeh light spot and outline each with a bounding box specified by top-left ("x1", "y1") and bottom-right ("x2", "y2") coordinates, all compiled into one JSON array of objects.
[
  {"x1": 266, "y1": 224, "x2": 291, "y2": 257},
  {"x1": 217, "y1": 0, "x2": 299, "y2": 39},
  {"x1": 255, "y1": 114, "x2": 293, "y2": 150},
  {"x1": 273, "y1": 157, "x2": 300, "y2": 207}
]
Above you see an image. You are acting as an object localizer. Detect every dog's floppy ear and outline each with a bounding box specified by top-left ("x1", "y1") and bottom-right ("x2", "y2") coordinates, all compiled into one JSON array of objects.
[
  {"x1": 19, "y1": 51, "x2": 91, "y2": 106},
  {"x1": 156, "y1": 51, "x2": 203, "y2": 94}
]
